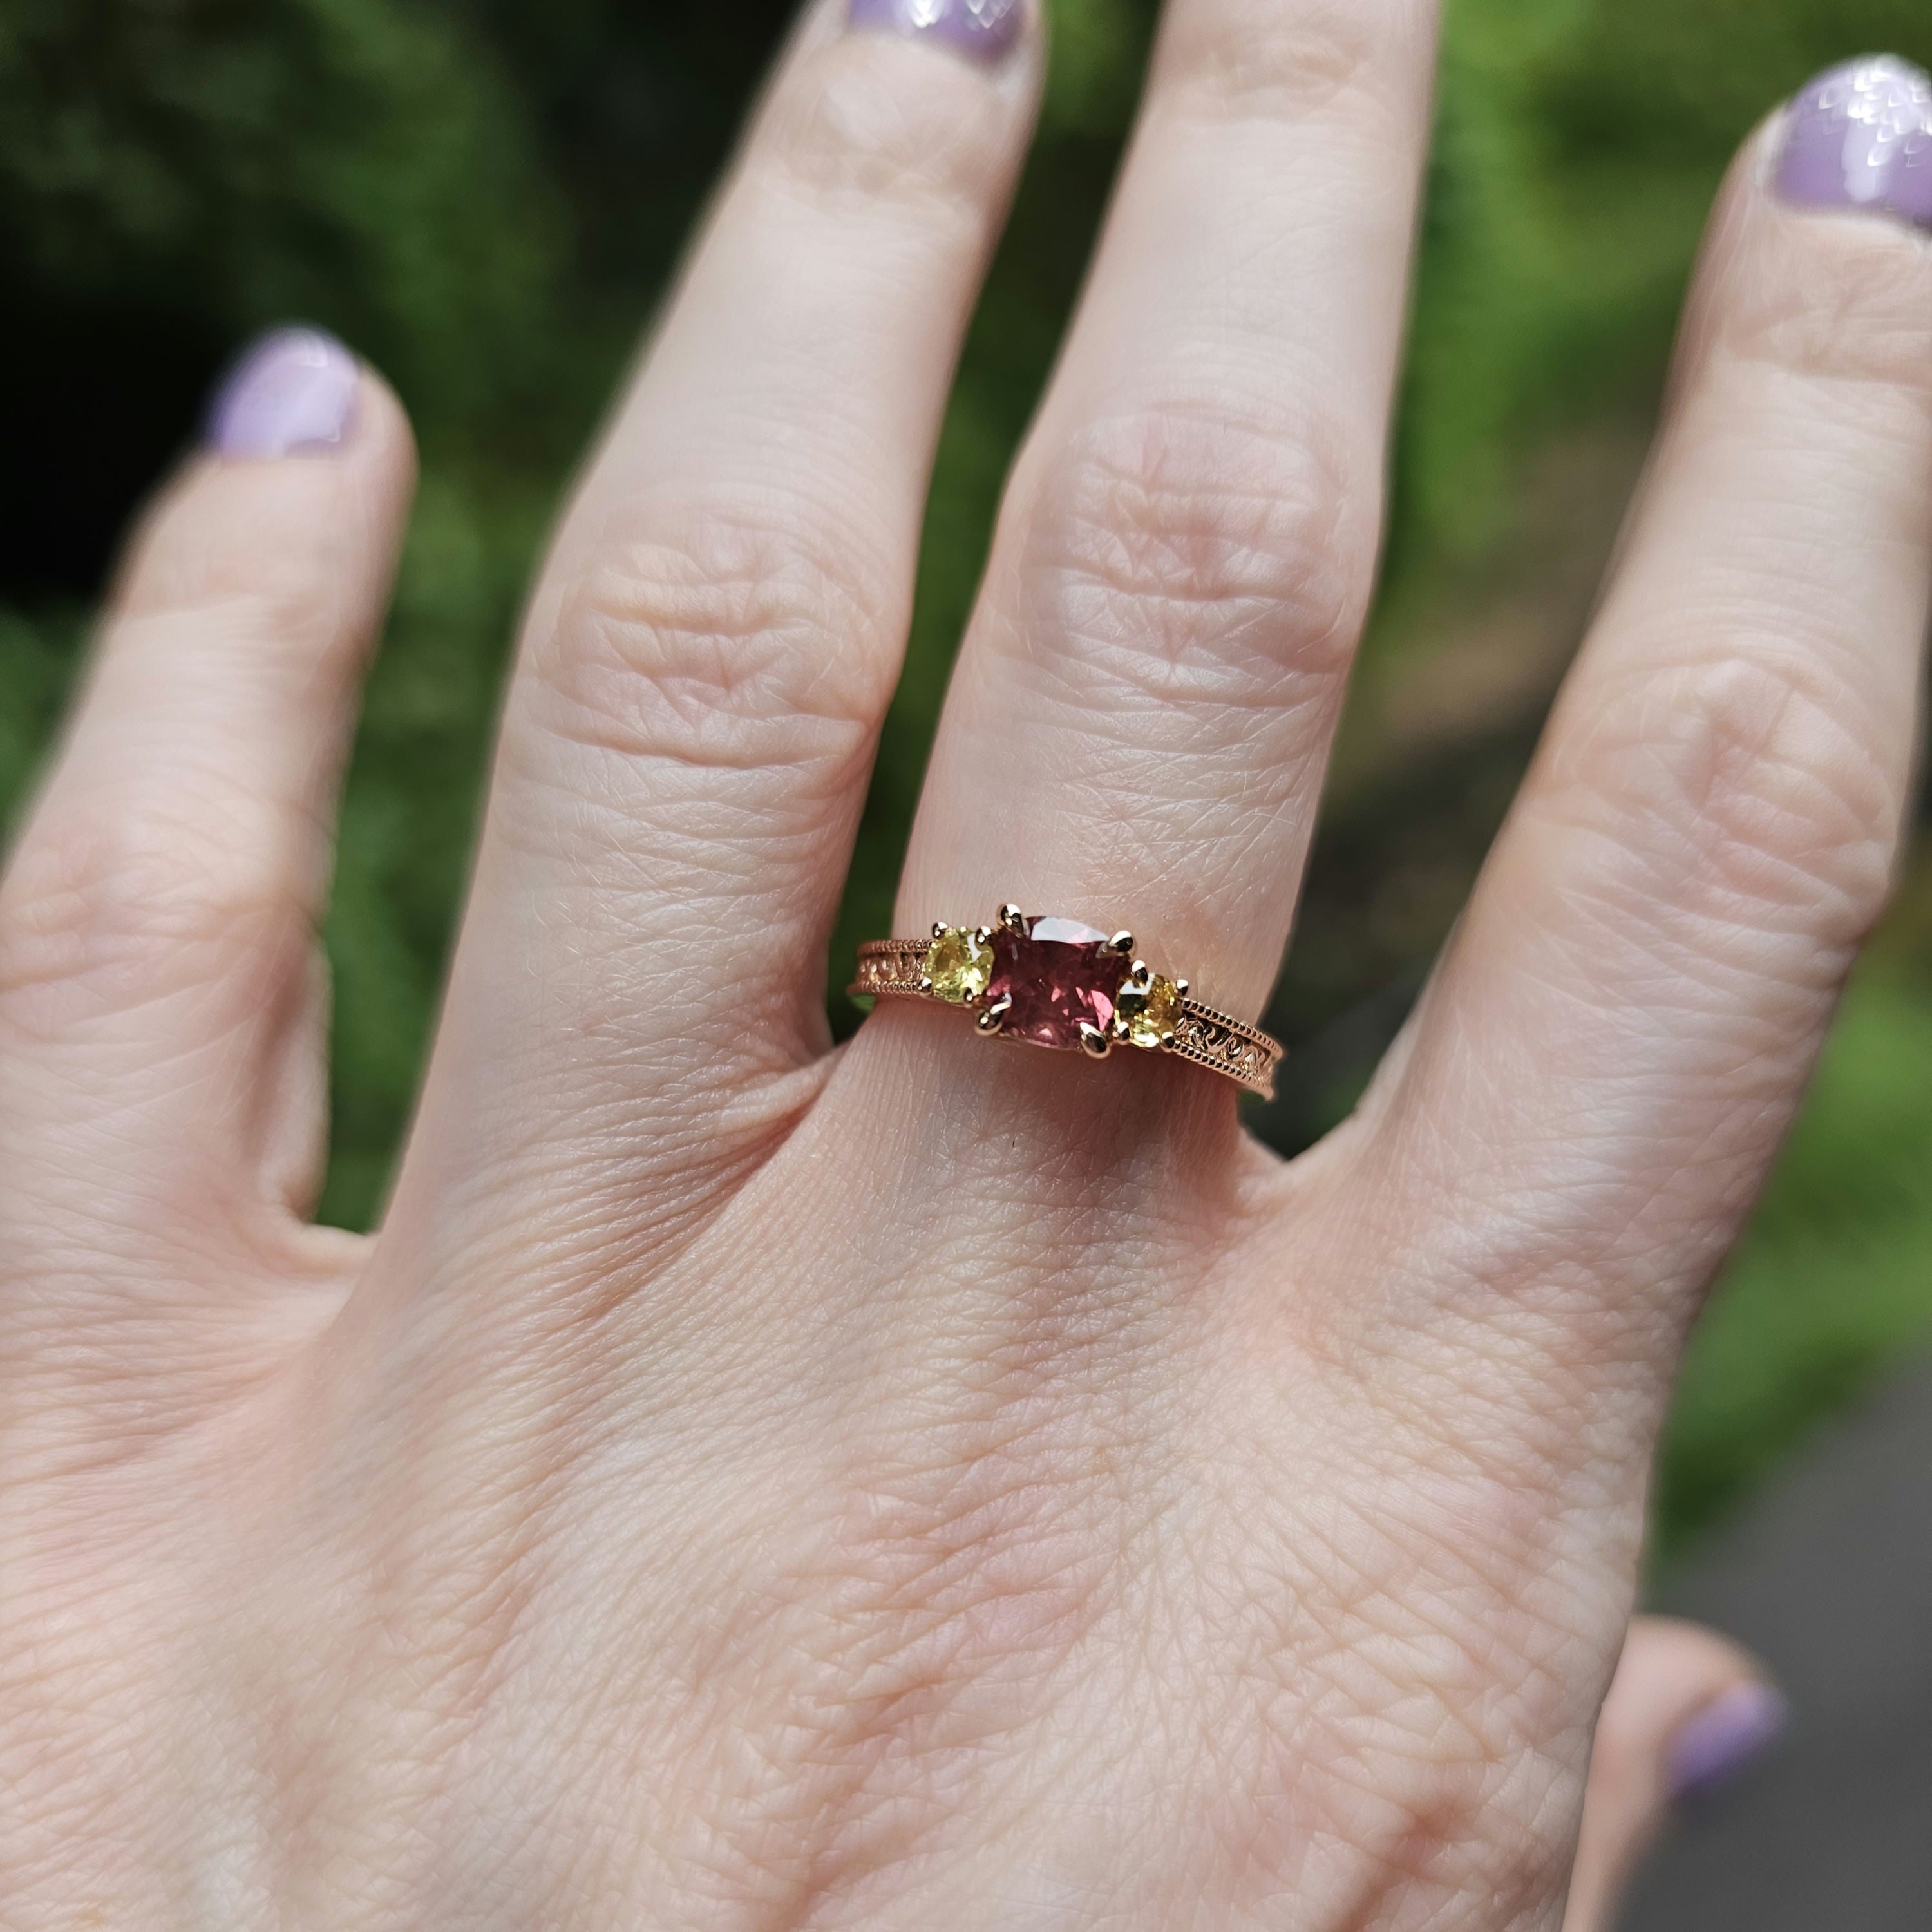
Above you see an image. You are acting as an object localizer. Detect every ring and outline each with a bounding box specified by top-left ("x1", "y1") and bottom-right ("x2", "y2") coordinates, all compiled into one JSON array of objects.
[{"x1": 849, "y1": 904, "x2": 1283, "y2": 1099}]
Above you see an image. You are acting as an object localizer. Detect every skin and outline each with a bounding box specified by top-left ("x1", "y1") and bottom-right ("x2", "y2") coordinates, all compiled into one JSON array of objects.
[{"x1": 1, "y1": 0, "x2": 1919, "y2": 1925}]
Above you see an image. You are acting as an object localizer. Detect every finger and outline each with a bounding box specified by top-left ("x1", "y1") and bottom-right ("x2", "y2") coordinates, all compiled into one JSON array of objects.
[
  {"x1": 894, "y1": 0, "x2": 1440, "y2": 1033},
  {"x1": 0, "y1": 330, "x2": 413, "y2": 1256},
  {"x1": 1344, "y1": 63, "x2": 1932, "y2": 1385},
  {"x1": 1563, "y1": 1617, "x2": 1782, "y2": 1932},
  {"x1": 404, "y1": 0, "x2": 1040, "y2": 1220}
]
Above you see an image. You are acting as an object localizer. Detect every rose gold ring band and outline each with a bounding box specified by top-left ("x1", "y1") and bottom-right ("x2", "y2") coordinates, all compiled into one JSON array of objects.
[{"x1": 847, "y1": 904, "x2": 1283, "y2": 1100}]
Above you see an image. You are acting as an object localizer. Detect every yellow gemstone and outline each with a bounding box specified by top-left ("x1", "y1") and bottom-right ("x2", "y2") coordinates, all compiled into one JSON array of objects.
[
  {"x1": 1117, "y1": 972, "x2": 1181, "y2": 1048},
  {"x1": 925, "y1": 925, "x2": 992, "y2": 1004}
]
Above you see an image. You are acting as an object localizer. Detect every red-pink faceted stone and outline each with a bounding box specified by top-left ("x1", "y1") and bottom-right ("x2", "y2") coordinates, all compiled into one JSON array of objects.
[{"x1": 987, "y1": 915, "x2": 1119, "y2": 1050}]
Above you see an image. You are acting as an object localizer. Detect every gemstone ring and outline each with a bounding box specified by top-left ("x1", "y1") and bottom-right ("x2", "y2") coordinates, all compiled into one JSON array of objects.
[{"x1": 848, "y1": 904, "x2": 1283, "y2": 1098}]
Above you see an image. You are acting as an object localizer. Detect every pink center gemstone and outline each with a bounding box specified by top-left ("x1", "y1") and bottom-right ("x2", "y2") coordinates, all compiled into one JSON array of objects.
[{"x1": 987, "y1": 914, "x2": 1121, "y2": 1050}]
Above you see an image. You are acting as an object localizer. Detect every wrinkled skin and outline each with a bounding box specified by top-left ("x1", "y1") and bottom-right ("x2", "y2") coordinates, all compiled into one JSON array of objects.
[{"x1": 5, "y1": 2, "x2": 1927, "y2": 1927}]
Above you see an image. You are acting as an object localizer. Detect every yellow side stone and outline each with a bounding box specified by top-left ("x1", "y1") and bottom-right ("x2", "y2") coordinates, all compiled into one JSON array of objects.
[
  {"x1": 1118, "y1": 973, "x2": 1181, "y2": 1048},
  {"x1": 925, "y1": 925, "x2": 993, "y2": 1004}
]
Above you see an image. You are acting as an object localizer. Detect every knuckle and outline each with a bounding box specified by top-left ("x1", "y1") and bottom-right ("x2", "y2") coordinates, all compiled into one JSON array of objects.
[
  {"x1": 1721, "y1": 213, "x2": 1932, "y2": 397},
  {"x1": 757, "y1": 32, "x2": 1014, "y2": 231},
  {"x1": 1012, "y1": 393, "x2": 1376, "y2": 715},
  {"x1": 527, "y1": 495, "x2": 891, "y2": 786},
  {"x1": 118, "y1": 468, "x2": 373, "y2": 666},
  {"x1": 1158, "y1": 0, "x2": 1428, "y2": 124},
  {"x1": 123, "y1": 567, "x2": 346, "y2": 669},
  {"x1": 1556, "y1": 649, "x2": 1902, "y2": 951},
  {"x1": 0, "y1": 799, "x2": 294, "y2": 1041}
]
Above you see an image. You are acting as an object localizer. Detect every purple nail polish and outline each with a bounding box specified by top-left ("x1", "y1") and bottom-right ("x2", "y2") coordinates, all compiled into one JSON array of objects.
[
  {"x1": 847, "y1": 0, "x2": 1023, "y2": 67},
  {"x1": 1666, "y1": 1681, "x2": 1788, "y2": 1806},
  {"x1": 1775, "y1": 55, "x2": 1932, "y2": 231},
  {"x1": 205, "y1": 327, "x2": 359, "y2": 458}
]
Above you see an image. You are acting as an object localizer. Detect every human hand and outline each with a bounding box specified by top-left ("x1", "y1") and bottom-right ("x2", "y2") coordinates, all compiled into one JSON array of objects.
[{"x1": 6, "y1": 8, "x2": 1926, "y2": 1925}]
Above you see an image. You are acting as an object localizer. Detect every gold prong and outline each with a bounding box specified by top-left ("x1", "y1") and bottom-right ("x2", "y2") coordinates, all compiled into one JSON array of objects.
[
  {"x1": 1126, "y1": 958, "x2": 1153, "y2": 990},
  {"x1": 1109, "y1": 930, "x2": 1135, "y2": 955},
  {"x1": 973, "y1": 925, "x2": 992, "y2": 945},
  {"x1": 932, "y1": 920, "x2": 948, "y2": 940},
  {"x1": 1079, "y1": 1022, "x2": 1112, "y2": 1059},
  {"x1": 1174, "y1": 978, "x2": 1189, "y2": 998},
  {"x1": 975, "y1": 994, "x2": 1012, "y2": 1036},
  {"x1": 998, "y1": 902, "x2": 1026, "y2": 933},
  {"x1": 918, "y1": 975, "x2": 933, "y2": 993}
]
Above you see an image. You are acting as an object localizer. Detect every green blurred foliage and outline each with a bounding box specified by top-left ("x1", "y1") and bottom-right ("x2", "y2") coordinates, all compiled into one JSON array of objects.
[{"x1": 2, "y1": 0, "x2": 1929, "y2": 1554}]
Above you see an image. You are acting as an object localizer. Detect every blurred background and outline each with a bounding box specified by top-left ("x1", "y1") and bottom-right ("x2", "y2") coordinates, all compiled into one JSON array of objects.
[{"x1": 4, "y1": 0, "x2": 1931, "y2": 1582}]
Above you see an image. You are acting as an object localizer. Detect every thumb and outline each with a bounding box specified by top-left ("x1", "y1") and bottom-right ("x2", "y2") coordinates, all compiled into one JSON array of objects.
[{"x1": 1561, "y1": 1615, "x2": 1786, "y2": 1932}]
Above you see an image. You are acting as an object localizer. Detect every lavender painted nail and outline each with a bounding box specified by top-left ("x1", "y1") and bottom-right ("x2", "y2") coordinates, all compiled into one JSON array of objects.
[
  {"x1": 847, "y1": 0, "x2": 1023, "y2": 68},
  {"x1": 1775, "y1": 55, "x2": 1932, "y2": 231},
  {"x1": 205, "y1": 327, "x2": 359, "y2": 458},
  {"x1": 1666, "y1": 1681, "x2": 1788, "y2": 1805}
]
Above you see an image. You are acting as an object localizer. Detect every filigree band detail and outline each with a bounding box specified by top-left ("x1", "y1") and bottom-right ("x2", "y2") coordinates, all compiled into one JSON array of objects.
[
  {"x1": 851, "y1": 939, "x2": 931, "y2": 999},
  {"x1": 1160, "y1": 999, "x2": 1278, "y2": 1094}
]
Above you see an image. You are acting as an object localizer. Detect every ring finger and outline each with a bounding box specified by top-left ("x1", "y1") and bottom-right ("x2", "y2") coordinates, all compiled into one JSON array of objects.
[{"x1": 896, "y1": 0, "x2": 1440, "y2": 1038}]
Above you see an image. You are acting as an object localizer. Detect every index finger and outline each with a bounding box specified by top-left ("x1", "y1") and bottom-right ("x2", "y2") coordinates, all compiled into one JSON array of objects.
[{"x1": 1338, "y1": 62, "x2": 1932, "y2": 1404}]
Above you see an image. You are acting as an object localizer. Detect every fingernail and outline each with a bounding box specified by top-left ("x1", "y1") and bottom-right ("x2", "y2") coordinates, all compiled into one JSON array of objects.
[
  {"x1": 1774, "y1": 55, "x2": 1932, "y2": 231},
  {"x1": 846, "y1": 0, "x2": 1024, "y2": 67},
  {"x1": 205, "y1": 327, "x2": 359, "y2": 458},
  {"x1": 1666, "y1": 1681, "x2": 1788, "y2": 1806}
]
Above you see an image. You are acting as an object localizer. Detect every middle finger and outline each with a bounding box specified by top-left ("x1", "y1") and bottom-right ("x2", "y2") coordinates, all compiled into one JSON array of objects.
[{"x1": 899, "y1": 0, "x2": 1439, "y2": 1027}]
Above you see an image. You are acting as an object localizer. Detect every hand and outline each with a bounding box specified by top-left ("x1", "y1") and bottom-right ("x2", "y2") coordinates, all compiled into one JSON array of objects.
[{"x1": 5, "y1": 6, "x2": 1924, "y2": 1924}]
